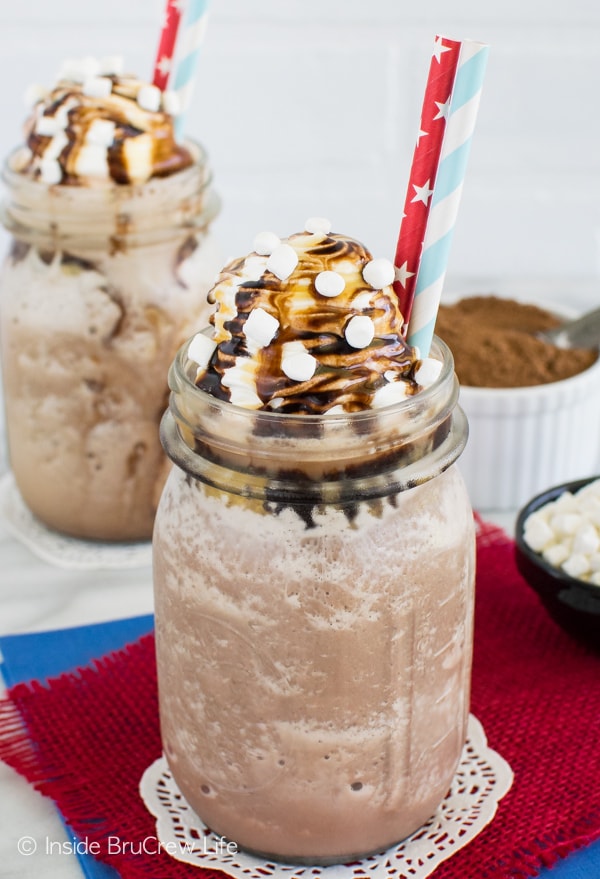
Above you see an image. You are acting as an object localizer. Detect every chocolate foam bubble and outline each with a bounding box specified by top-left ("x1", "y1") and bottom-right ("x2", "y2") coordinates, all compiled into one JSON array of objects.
[
  {"x1": 18, "y1": 70, "x2": 191, "y2": 186},
  {"x1": 194, "y1": 228, "x2": 425, "y2": 413}
]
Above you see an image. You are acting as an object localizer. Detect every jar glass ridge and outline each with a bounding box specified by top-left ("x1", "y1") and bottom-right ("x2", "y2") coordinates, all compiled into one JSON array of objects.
[{"x1": 153, "y1": 335, "x2": 476, "y2": 864}]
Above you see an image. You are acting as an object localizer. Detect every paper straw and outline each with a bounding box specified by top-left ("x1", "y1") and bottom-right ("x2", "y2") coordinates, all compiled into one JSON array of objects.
[
  {"x1": 152, "y1": 0, "x2": 184, "y2": 91},
  {"x1": 172, "y1": 0, "x2": 211, "y2": 139},
  {"x1": 406, "y1": 39, "x2": 489, "y2": 355},
  {"x1": 393, "y1": 35, "x2": 461, "y2": 331}
]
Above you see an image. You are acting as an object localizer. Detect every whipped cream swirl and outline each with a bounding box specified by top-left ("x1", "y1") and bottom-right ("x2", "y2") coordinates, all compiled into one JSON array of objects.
[{"x1": 192, "y1": 222, "x2": 437, "y2": 413}]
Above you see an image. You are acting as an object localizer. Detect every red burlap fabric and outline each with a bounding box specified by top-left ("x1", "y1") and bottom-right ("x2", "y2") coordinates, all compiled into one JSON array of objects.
[{"x1": 1, "y1": 519, "x2": 600, "y2": 879}]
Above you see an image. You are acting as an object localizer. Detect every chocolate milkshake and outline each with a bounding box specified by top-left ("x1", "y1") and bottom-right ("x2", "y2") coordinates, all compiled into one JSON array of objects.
[
  {"x1": 153, "y1": 221, "x2": 475, "y2": 863},
  {"x1": 0, "y1": 57, "x2": 221, "y2": 541}
]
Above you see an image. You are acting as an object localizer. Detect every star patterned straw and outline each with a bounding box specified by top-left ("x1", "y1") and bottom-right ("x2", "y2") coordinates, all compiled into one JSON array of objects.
[
  {"x1": 393, "y1": 35, "x2": 461, "y2": 334},
  {"x1": 152, "y1": 0, "x2": 185, "y2": 91},
  {"x1": 172, "y1": 0, "x2": 211, "y2": 139},
  {"x1": 405, "y1": 39, "x2": 489, "y2": 354}
]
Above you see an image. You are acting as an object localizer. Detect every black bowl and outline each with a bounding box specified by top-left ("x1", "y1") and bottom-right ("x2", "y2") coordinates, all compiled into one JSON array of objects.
[{"x1": 515, "y1": 476, "x2": 600, "y2": 650}]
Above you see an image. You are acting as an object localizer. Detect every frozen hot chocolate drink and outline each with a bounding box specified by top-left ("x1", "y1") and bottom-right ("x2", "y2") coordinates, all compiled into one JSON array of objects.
[
  {"x1": 153, "y1": 219, "x2": 475, "y2": 863},
  {"x1": 0, "y1": 57, "x2": 220, "y2": 540}
]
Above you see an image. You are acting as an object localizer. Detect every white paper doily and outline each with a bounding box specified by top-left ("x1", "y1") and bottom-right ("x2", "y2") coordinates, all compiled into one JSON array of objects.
[
  {"x1": 140, "y1": 714, "x2": 513, "y2": 878},
  {"x1": 0, "y1": 472, "x2": 152, "y2": 570}
]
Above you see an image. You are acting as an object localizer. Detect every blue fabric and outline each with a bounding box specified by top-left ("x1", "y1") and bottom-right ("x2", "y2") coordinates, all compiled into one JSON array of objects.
[{"x1": 0, "y1": 615, "x2": 598, "y2": 878}]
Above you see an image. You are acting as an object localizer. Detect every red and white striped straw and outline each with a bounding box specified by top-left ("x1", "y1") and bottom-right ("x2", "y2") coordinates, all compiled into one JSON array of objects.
[
  {"x1": 393, "y1": 35, "x2": 461, "y2": 333},
  {"x1": 152, "y1": 0, "x2": 185, "y2": 91}
]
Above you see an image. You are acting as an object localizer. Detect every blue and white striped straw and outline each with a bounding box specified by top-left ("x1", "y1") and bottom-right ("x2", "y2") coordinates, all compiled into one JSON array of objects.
[
  {"x1": 406, "y1": 40, "x2": 489, "y2": 355},
  {"x1": 172, "y1": 0, "x2": 211, "y2": 140}
]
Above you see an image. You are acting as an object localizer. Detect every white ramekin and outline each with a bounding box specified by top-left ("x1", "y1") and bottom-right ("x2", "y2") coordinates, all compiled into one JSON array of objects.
[{"x1": 455, "y1": 334, "x2": 600, "y2": 511}]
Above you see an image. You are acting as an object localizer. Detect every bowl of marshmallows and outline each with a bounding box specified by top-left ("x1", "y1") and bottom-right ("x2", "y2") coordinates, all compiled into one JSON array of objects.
[{"x1": 515, "y1": 475, "x2": 600, "y2": 649}]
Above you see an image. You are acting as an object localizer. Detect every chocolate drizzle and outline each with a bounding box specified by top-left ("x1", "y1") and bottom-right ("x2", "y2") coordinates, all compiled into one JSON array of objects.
[{"x1": 196, "y1": 231, "x2": 420, "y2": 413}]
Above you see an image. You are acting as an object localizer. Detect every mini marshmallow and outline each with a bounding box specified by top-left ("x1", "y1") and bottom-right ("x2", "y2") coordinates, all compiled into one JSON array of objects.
[
  {"x1": 188, "y1": 332, "x2": 218, "y2": 372},
  {"x1": 414, "y1": 357, "x2": 443, "y2": 388},
  {"x1": 362, "y1": 258, "x2": 395, "y2": 290},
  {"x1": 266, "y1": 243, "x2": 298, "y2": 281},
  {"x1": 305, "y1": 217, "x2": 332, "y2": 235},
  {"x1": 24, "y1": 83, "x2": 47, "y2": 107},
  {"x1": 162, "y1": 90, "x2": 182, "y2": 117},
  {"x1": 345, "y1": 315, "x2": 375, "y2": 349},
  {"x1": 83, "y1": 76, "x2": 113, "y2": 99},
  {"x1": 573, "y1": 524, "x2": 600, "y2": 556},
  {"x1": 315, "y1": 270, "x2": 345, "y2": 298},
  {"x1": 562, "y1": 553, "x2": 591, "y2": 579},
  {"x1": 372, "y1": 380, "x2": 410, "y2": 408},
  {"x1": 137, "y1": 84, "x2": 162, "y2": 112},
  {"x1": 74, "y1": 143, "x2": 110, "y2": 179},
  {"x1": 253, "y1": 231, "x2": 281, "y2": 257},
  {"x1": 39, "y1": 159, "x2": 62, "y2": 184},
  {"x1": 59, "y1": 56, "x2": 100, "y2": 83},
  {"x1": 282, "y1": 351, "x2": 318, "y2": 382},
  {"x1": 87, "y1": 119, "x2": 116, "y2": 147},
  {"x1": 550, "y1": 513, "x2": 582, "y2": 537},
  {"x1": 523, "y1": 518, "x2": 554, "y2": 553},
  {"x1": 35, "y1": 115, "x2": 63, "y2": 137},
  {"x1": 244, "y1": 307, "x2": 280, "y2": 348},
  {"x1": 542, "y1": 544, "x2": 570, "y2": 568}
]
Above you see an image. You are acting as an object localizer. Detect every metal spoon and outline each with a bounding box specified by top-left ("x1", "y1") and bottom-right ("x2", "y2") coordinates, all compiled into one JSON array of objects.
[{"x1": 538, "y1": 305, "x2": 600, "y2": 350}]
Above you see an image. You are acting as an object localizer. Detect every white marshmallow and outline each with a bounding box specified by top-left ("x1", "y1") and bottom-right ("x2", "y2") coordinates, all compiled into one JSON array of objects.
[
  {"x1": 253, "y1": 231, "x2": 281, "y2": 257},
  {"x1": 137, "y1": 84, "x2": 162, "y2": 112},
  {"x1": 562, "y1": 553, "x2": 591, "y2": 579},
  {"x1": 87, "y1": 119, "x2": 116, "y2": 147},
  {"x1": 315, "y1": 271, "x2": 345, "y2": 298},
  {"x1": 590, "y1": 572, "x2": 600, "y2": 586},
  {"x1": 162, "y1": 90, "x2": 182, "y2": 117},
  {"x1": 372, "y1": 380, "x2": 410, "y2": 408},
  {"x1": 244, "y1": 307, "x2": 279, "y2": 348},
  {"x1": 188, "y1": 332, "x2": 217, "y2": 371},
  {"x1": 573, "y1": 524, "x2": 600, "y2": 556},
  {"x1": 523, "y1": 518, "x2": 554, "y2": 552},
  {"x1": 266, "y1": 244, "x2": 298, "y2": 281},
  {"x1": 59, "y1": 56, "x2": 100, "y2": 83},
  {"x1": 36, "y1": 115, "x2": 63, "y2": 137},
  {"x1": 282, "y1": 351, "x2": 318, "y2": 382},
  {"x1": 542, "y1": 543, "x2": 570, "y2": 567},
  {"x1": 362, "y1": 258, "x2": 396, "y2": 289},
  {"x1": 345, "y1": 315, "x2": 375, "y2": 349},
  {"x1": 83, "y1": 76, "x2": 113, "y2": 99},
  {"x1": 305, "y1": 217, "x2": 331, "y2": 235},
  {"x1": 550, "y1": 513, "x2": 582, "y2": 537},
  {"x1": 414, "y1": 357, "x2": 443, "y2": 388},
  {"x1": 75, "y1": 143, "x2": 110, "y2": 179},
  {"x1": 39, "y1": 159, "x2": 62, "y2": 184}
]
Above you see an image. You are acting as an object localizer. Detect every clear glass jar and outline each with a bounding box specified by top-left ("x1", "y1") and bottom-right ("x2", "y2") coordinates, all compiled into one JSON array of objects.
[
  {"x1": 0, "y1": 142, "x2": 221, "y2": 541},
  {"x1": 153, "y1": 335, "x2": 475, "y2": 864}
]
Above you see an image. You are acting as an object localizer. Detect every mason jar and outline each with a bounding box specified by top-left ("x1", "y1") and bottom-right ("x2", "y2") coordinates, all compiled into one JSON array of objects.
[
  {"x1": 153, "y1": 334, "x2": 475, "y2": 864},
  {"x1": 0, "y1": 142, "x2": 220, "y2": 541}
]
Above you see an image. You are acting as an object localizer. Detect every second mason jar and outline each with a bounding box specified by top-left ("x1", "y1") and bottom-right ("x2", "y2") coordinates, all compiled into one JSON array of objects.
[
  {"x1": 0, "y1": 142, "x2": 220, "y2": 541},
  {"x1": 153, "y1": 335, "x2": 476, "y2": 864}
]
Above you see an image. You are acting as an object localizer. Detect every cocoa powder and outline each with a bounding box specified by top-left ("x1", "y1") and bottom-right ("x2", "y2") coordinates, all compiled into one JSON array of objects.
[{"x1": 435, "y1": 296, "x2": 598, "y2": 388}]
